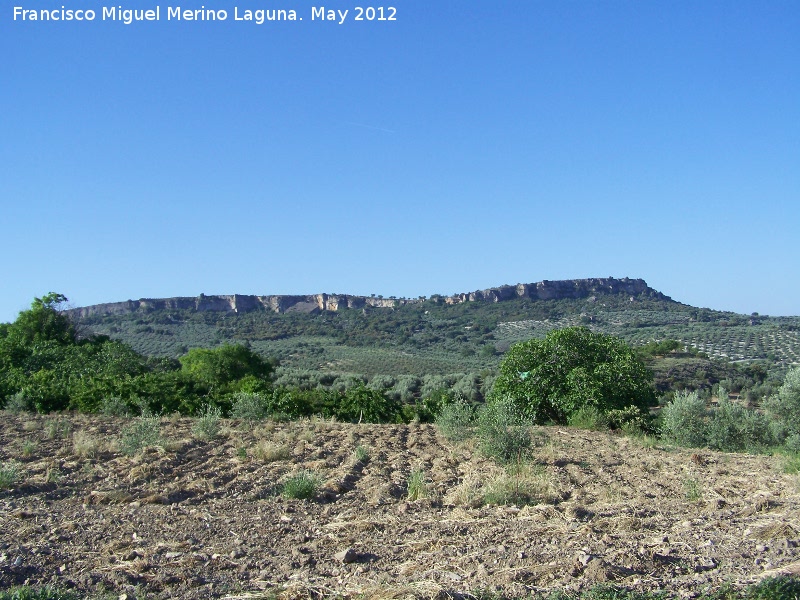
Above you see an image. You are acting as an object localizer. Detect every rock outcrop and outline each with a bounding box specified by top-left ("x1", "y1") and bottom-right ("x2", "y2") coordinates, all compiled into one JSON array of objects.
[{"x1": 66, "y1": 277, "x2": 670, "y2": 319}]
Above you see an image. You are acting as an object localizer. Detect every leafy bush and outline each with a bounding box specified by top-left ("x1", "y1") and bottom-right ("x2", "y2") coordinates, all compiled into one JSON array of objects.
[
  {"x1": 477, "y1": 396, "x2": 533, "y2": 463},
  {"x1": 764, "y1": 366, "x2": 800, "y2": 438},
  {"x1": 229, "y1": 391, "x2": 268, "y2": 421},
  {"x1": 281, "y1": 471, "x2": 321, "y2": 500},
  {"x1": 335, "y1": 384, "x2": 402, "y2": 423},
  {"x1": 493, "y1": 327, "x2": 655, "y2": 424},
  {"x1": 99, "y1": 396, "x2": 132, "y2": 417},
  {"x1": 192, "y1": 404, "x2": 222, "y2": 440},
  {"x1": 4, "y1": 391, "x2": 35, "y2": 413},
  {"x1": 568, "y1": 406, "x2": 609, "y2": 430},
  {"x1": 660, "y1": 390, "x2": 707, "y2": 447},
  {"x1": 707, "y1": 398, "x2": 774, "y2": 452},
  {"x1": 435, "y1": 396, "x2": 475, "y2": 441},
  {"x1": 119, "y1": 411, "x2": 163, "y2": 456}
]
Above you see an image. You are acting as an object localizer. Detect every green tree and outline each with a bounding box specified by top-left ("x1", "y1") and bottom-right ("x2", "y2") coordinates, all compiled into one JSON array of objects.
[
  {"x1": 492, "y1": 327, "x2": 655, "y2": 424},
  {"x1": 179, "y1": 344, "x2": 274, "y2": 396}
]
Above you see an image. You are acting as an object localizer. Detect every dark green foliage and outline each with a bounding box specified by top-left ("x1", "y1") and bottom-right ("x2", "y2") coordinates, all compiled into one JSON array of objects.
[
  {"x1": 179, "y1": 343, "x2": 274, "y2": 395},
  {"x1": 493, "y1": 327, "x2": 655, "y2": 424},
  {"x1": 335, "y1": 383, "x2": 403, "y2": 423}
]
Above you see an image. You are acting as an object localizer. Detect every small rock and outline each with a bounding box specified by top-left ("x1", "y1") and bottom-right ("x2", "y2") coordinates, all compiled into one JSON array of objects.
[
  {"x1": 13, "y1": 556, "x2": 22, "y2": 566},
  {"x1": 334, "y1": 548, "x2": 359, "y2": 564}
]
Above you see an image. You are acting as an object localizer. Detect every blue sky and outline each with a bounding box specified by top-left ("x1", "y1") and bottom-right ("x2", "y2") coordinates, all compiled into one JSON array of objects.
[{"x1": 2, "y1": 0, "x2": 798, "y2": 323}]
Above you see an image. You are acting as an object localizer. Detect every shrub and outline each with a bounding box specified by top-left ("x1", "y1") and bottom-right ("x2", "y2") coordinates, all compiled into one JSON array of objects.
[
  {"x1": 568, "y1": 406, "x2": 609, "y2": 430},
  {"x1": 606, "y1": 405, "x2": 652, "y2": 434},
  {"x1": 435, "y1": 397, "x2": 475, "y2": 441},
  {"x1": 707, "y1": 398, "x2": 774, "y2": 452},
  {"x1": 192, "y1": 404, "x2": 222, "y2": 440},
  {"x1": 99, "y1": 396, "x2": 131, "y2": 417},
  {"x1": 493, "y1": 327, "x2": 655, "y2": 424},
  {"x1": 0, "y1": 460, "x2": 21, "y2": 489},
  {"x1": 4, "y1": 391, "x2": 35, "y2": 414},
  {"x1": 229, "y1": 392, "x2": 268, "y2": 422},
  {"x1": 281, "y1": 471, "x2": 321, "y2": 500},
  {"x1": 764, "y1": 366, "x2": 800, "y2": 438},
  {"x1": 351, "y1": 445, "x2": 370, "y2": 464},
  {"x1": 119, "y1": 411, "x2": 163, "y2": 456},
  {"x1": 477, "y1": 396, "x2": 533, "y2": 463},
  {"x1": 660, "y1": 390, "x2": 707, "y2": 447}
]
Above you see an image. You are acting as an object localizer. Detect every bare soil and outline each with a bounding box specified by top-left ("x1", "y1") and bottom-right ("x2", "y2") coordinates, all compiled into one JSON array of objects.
[{"x1": 2, "y1": 413, "x2": 800, "y2": 599}]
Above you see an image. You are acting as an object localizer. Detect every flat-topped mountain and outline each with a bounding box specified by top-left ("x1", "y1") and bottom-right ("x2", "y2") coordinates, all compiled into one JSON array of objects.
[{"x1": 67, "y1": 277, "x2": 670, "y2": 318}]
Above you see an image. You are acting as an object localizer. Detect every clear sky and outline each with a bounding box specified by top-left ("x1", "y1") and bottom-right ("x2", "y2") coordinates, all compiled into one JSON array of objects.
[{"x1": 2, "y1": 0, "x2": 798, "y2": 323}]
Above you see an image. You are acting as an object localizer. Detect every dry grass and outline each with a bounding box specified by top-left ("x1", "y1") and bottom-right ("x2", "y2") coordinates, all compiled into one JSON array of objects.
[
  {"x1": 72, "y1": 430, "x2": 109, "y2": 458},
  {"x1": 253, "y1": 440, "x2": 290, "y2": 462}
]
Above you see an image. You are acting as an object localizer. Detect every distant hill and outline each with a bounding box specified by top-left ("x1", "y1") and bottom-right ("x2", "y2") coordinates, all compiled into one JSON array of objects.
[
  {"x1": 70, "y1": 277, "x2": 800, "y2": 398},
  {"x1": 66, "y1": 277, "x2": 667, "y2": 318}
]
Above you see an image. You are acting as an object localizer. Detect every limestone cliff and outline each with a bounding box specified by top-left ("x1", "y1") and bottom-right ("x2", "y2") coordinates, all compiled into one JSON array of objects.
[{"x1": 67, "y1": 277, "x2": 670, "y2": 319}]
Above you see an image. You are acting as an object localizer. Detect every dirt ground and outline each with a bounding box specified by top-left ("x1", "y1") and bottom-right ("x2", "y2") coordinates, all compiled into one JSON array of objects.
[{"x1": 1, "y1": 412, "x2": 800, "y2": 599}]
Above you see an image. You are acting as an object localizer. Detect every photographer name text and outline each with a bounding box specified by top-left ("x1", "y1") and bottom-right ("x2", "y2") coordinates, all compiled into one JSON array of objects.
[{"x1": 12, "y1": 5, "x2": 397, "y2": 25}]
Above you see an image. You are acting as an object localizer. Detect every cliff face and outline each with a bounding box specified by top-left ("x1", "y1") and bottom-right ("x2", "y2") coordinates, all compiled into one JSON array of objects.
[{"x1": 67, "y1": 277, "x2": 669, "y2": 319}]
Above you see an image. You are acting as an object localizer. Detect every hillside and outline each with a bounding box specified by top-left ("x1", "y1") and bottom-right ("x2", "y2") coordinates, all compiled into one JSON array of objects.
[{"x1": 70, "y1": 278, "x2": 800, "y2": 398}]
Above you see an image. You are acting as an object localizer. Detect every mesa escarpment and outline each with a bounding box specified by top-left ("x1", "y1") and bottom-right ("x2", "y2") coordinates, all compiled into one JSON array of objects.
[{"x1": 66, "y1": 277, "x2": 670, "y2": 319}]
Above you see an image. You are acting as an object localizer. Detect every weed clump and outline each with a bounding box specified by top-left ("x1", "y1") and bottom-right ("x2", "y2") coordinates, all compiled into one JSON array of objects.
[
  {"x1": 281, "y1": 471, "x2": 321, "y2": 500},
  {"x1": 0, "y1": 460, "x2": 21, "y2": 489},
  {"x1": 192, "y1": 404, "x2": 222, "y2": 440},
  {"x1": 118, "y1": 411, "x2": 163, "y2": 456},
  {"x1": 406, "y1": 467, "x2": 428, "y2": 501}
]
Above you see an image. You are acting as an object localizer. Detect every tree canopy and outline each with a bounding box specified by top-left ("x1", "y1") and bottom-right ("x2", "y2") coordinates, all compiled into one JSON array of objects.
[{"x1": 492, "y1": 327, "x2": 655, "y2": 424}]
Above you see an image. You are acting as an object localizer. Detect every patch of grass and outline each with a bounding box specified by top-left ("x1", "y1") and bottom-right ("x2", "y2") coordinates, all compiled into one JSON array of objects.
[
  {"x1": 0, "y1": 460, "x2": 21, "y2": 490},
  {"x1": 683, "y1": 477, "x2": 702, "y2": 502},
  {"x1": 780, "y1": 451, "x2": 800, "y2": 475},
  {"x1": 21, "y1": 439, "x2": 37, "y2": 458},
  {"x1": 192, "y1": 405, "x2": 222, "y2": 440},
  {"x1": 281, "y1": 470, "x2": 321, "y2": 500},
  {"x1": 483, "y1": 462, "x2": 555, "y2": 506},
  {"x1": 236, "y1": 445, "x2": 248, "y2": 460},
  {"x1": 44, "y1": 418, "x2": 72, "y2": 440},
  {"x1": 0, "y1": 586, "x2": 81, "y2": 600},
  {"x1": 252, "y1": 440, "x2": 289, "y2": 462},
  {"x1": 351, "y1": 444, "x2": 370, "y2": 464},
  {"x1": 72, "y1": 430, "x2": 106, "y2": 458},
  {"x1": 406, "y1": 467, "x2": 428, "y2": 501},
  {"x1": 45, "y1": 465, "x2": 63, "y2": 484},
  {"x1": 118, "y1": 411, "x2": 163, "y2": 456}
]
